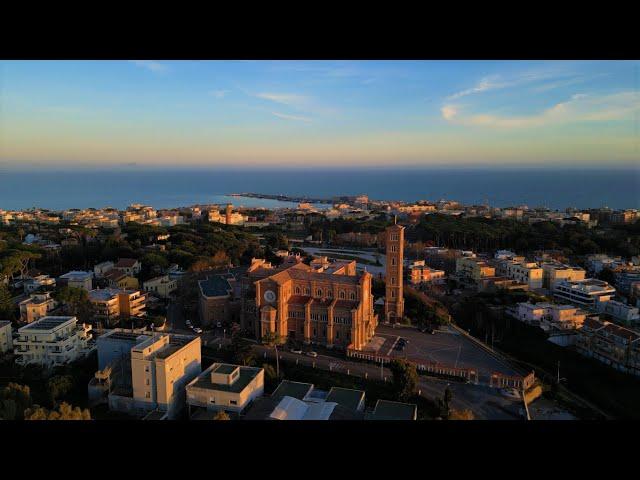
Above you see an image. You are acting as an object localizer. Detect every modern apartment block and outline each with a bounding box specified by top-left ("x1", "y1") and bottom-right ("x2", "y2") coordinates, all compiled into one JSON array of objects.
[
  {"x1": 576, "y1": 317, "x2": 640, "y2": 377},
  {"x1": 89, "y1": 288, "x2": 146, "y2": 325},
  {"x1": 0, "y1": 321, "x2": 13, "y2": 354},
  {"x1": 14, "y1": 316, "x2": 93, "y2": 367},
  {"x1": 541, "y1": 262, "x2": 586, "y2": 290},
  {"x1": 58, "y1": 270, "x2": 93, "y2": 291},
  {"x1": 598, "y1": 300, "x2": 640, "y2": 326},
  {"x1": 455, "y1": 256, "x2": 496, "y2": 283},
  {"x1": 553, "y1": 279, "x2": 616, "y2": 310},
  {"x1": 495, "y1": 259, "x2": 543, "y2": 290},
  {"x1": 186, "y1": 363, "x2": 264, "y2": 416},
  {"x1": 143, "y1": 275, "x2": 177, "y2": 299},
  {"x1": 508, "y1": 302, "x2": 587, "y2": 331},
  {"x1": 19, "y1": 292, "x2": 57, "y2": 324}
]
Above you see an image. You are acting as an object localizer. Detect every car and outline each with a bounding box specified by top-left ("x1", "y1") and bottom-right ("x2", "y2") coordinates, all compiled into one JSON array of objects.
[
  {"x1": 193, "y1": 327, "x2": 203, "y2": 334},
  {"x1": 290, "y1": 349, "x2": 303, "y2": 355},
  {"x1": 216, "y1": 322, "x2": 222, "y2": 328},
  {"x1": 186, "y1": 320, "x2": 192, "y2": 326},
  {"x1": 305, "y1": 351, "x2": 318, "y2": 357}
]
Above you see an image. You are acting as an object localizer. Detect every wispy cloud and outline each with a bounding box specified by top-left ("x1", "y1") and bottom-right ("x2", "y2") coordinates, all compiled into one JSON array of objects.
[
  {"x1": 272, "y1": 112, "x2": 312, "y2": 123},
  {"x1": 441, "y1": 91, "x2": 640, "y2": 128},
  {"x1": 130, "y1": 60, "x2": 168, "y2": 73},
  {"x1": 209, "y1": 89, "x2": 228, "y2": 99},
  {"x1": 447, "y1": 70, "x2": 577, "y2": 100},
  {"x1": 255, "y1": 92, "x2": 310, "y2": 110}
]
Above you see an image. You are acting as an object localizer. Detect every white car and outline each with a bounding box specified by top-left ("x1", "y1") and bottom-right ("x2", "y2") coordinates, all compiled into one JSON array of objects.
[
  {"x1": 305, "y1": 351, "x2": 318, "y2": 358},
  {"x1": 290, "y1": 349, "x2": 303, "y2": 355},
  {"x1": 194, "y1": 327, "x2": 203, "y2": 334},
  {"x1": 217, "y1": 322, "x2": 222, "y2": 328},
  {"x1": 186, "y1": 320, "x2": 192, "y2": 327}
]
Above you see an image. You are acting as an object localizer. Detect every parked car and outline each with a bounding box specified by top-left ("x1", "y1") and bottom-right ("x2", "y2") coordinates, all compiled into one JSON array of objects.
[
  {"x1": 186, "y1": 320, "x2": 192, "y2": 327},
  {"x1": 305, "y1": 351, "x2": 318, "y2": 357},
  {"x1": 193, "y1": 327, "x2": 203, "y2": 334},
  {"x1": 216, "y1": 322, "x2": 222, "y2": 328},
  {"x1": 291, "y1": 349, "x2": 303, "y2": 355}
]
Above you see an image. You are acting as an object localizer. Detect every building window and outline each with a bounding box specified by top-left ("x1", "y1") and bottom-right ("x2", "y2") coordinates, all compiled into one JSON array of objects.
[
  {"x1": 145, "y1": 392, "x2": 150, "y2": 399},
  {"x1": 339, "y1": 291, "x2": 345, "y2": 299},
  {"x1": 146, "y1": 379, "x2": 150, "y2": 385},
  {"x1": 304, "y1": 288, "x2": 310, "y2": 295},
  {"x1": 295, "y1": 286, "x2": 301, "y2": 295},
  {"x1": 391, "y1": 258, "x2": 396, "y2": 266},
  {"x1": 350, "y1": 292, "x2": 356, "y2": 300},
  {"x1": 317, "y1": 289, "x2": 322, "y2": 297},
  {"x1": 210, "y1": 398, "x2": 216, "y2": 404},
  {"x1": 230, "y1": 400, "x2": 237, "y2": 405}
]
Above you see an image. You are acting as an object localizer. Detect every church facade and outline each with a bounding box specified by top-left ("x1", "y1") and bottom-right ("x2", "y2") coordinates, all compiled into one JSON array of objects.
[{"x1": 240, "y1": 256, "x2": 378, "y2": 351}]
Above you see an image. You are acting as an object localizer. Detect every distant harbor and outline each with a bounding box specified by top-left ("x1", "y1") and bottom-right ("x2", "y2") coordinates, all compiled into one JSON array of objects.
[{"x1": 230, "y1": 192, "x2": 334, "y2": 205}]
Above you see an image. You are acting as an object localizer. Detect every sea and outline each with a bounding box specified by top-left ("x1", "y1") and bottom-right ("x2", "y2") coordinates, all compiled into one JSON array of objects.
[{"x1": 0, "y1": 167, "x2": 638, "y2": 211}]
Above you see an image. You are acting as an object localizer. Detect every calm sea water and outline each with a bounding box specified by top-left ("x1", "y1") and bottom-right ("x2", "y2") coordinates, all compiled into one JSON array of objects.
[{"x1": 0, "y1": 168, "x2": 638, "y2": 211}]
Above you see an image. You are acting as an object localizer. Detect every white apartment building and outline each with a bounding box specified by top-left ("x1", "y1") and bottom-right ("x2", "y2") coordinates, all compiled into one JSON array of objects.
[
  {"x1": 496, "y1": 259, "x2": 543, "y2": 290},
  {"x1": 585, "y1": 254, "x2": 628, "y2": 274},
  {"x1": 143, "y1": 275, "x2": 178, "y2": 299},
  {"x1": 553, "y1": 279, "x2": 616, "y2": 310},
  {"x1": 19, "y1": 292, "x2": 58, "y2": 324},
  {"x1": 89, "y1": 288, "x2": 146, "y2": 324},
  {"x1": 59, "y1": 270, "x2": 93, "y2": 291},
  {"x1": 94, "y1": 261, "x2": 115, "y2": 278},
  {"x1": 128, "y1": 334, "x2": 201, "y2": 419},
  {"x1": 598, "y1": 300, "x2": 640, "y2": 326},
  {"x1": 23, "y1": 274, "x2": 56, "y2": 293},
  {"x1": 0, "y1": 321, "x2": 13, "y2": 354},
  {"x1": 186, "y1": 363, "x2": 264, "y2": 415},
  {"x1": 541, "y1": 262, "x2": 586, "y2": 290},
  {"x1": 14, "y1": 316, "x2": 92, "y2": 367}
]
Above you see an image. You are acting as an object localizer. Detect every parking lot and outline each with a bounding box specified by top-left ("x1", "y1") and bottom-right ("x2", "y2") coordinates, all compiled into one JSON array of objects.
[{"x1": 368, "y1": 324, "x2": 520, "y2": 377}]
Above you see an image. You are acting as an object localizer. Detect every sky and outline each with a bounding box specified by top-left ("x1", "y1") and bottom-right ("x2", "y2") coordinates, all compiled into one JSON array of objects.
[{"x1": 0, "y1": 60, "x2": 638, "y2": 169}]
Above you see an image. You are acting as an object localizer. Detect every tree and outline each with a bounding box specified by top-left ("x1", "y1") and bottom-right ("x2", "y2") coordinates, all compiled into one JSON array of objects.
[
  {"x1": 213, "y1": 410, "x2": 230, "y2": 420},
  {"x1": 0, "y1": 284, "x2": 15, "y2": 320},
  {"x1": 388, "y1": 360, "x2": 418, "y2": 402},
  {"x1": 48, "y1": 375, "x2": 74, "y2": 405},
  {"x1": 449, "y1": 409, "x2": 475, "y2": 420},
  {"x1": 25, "y1": 402, "x2": 91, "y2": 420},
  {"x1": 55, "y1": 286, "x2": 95, "y2": 323},
  {"x1": 0, "y1": 383, "x2": 32, "y2": 420}
]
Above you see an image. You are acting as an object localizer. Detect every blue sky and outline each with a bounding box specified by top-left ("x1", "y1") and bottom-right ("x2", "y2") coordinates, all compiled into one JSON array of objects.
[{"x1": 1, "y1": 60, "x2": 638, "y2": 168}]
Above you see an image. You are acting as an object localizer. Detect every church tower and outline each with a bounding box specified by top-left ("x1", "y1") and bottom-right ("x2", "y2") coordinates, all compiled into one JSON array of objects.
[{"x1": 384, "y1": 220, "x2": 404, "y2": 323}]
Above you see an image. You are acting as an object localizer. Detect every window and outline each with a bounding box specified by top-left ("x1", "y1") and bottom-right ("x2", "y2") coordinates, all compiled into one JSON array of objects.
[
  {"x1": 339, "y1": 291, "x2": 345, "y2": 299},
  {"x1": 391, "y1": 258, "x2": 396, "y2": 266},
  {"x1": 210, "y1": 397, "x2": 216, "y2": 404},
  {"x1": 145, "y1": 366, "x2": 150, "y2": 372},
  {"x1": 304, "y1": 288, "x2": 310, "y2": 295},
  {"x1": 295, "y1": 286, "x2": 301, "y2": 295},
  {"x1": 230, "y1": 400, "x2": 237, "y2": 405},
  {"x1": 145, "y1": 392, "x2": 151, "y2": 399},
  {"x1": 350, "y1": 292, "x2": 356, "y2": 300},
  {"x1": 317, "y1": 289, "x2": 322, "y2": 297},
  {"x1": 146, "y1": 379, "x2": 150, "y2": 385}
]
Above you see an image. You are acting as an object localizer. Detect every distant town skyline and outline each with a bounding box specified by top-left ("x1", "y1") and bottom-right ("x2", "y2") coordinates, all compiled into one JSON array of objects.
[{"x1": 1, "y1": 60, "x2": 638, "y2": 169}]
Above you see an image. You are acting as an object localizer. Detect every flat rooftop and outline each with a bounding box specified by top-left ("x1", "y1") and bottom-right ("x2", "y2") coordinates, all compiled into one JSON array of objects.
[
  {"x1": 199, "y1": 275, "x2": 232, "y2": 298},
  {"x1": 211, "y1": 363, "x2": 237, "y2": 375},
  {"x1": 271, "y1": 380, "x2": 314, "y2": 401},
  {"x1": 59, "y1": 271, "x2": 92, "y2": 279},
  {"x1": 20, "y1": 316, "x2": 76, "y2": 331},
  {"x1": 325, "y1": 387, "x2": 365, "y2": 411},
  {"x1": 368, "y1": 400, "x2": 417, "y2": 421},
  {"x1": 189, "y1": 364, "x2": 262, "y2": 394}
]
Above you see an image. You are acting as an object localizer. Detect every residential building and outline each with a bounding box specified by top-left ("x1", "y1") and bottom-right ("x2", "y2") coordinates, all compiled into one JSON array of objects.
[
  {"x1": 104, "y1": 269, "x2": 139, "y2": 289},
  {"x1": 241, "y1": 253, "x2": 378, "y2": 351},
  {"x1": 14, "y1": 316, "x2": 92, "y2": 367},
  {"x1": 89, "y1": 288, "x2": 146, "y2": 325},
  {"x1": 94, "y1": 261, "x2": 115, "y2": 278},
  {"x1": 508, "y1": 302, "x2": 587, "y2": 331},
  {"x1": 129, "y1": 334, "x2": 201, "y2": 418},
  {"x1": 0, "y1": 321, "x2": 13, "y2": 354},
  {"x1": 243, "y1": 380, "x2": 366, "y2": 420},
  {"x1": 407, "y1": 260, "x2": 445, "y2": 286},
  {"x1": 585, "y1": 254, "x2": 628, "y2": 275},
  {"x1": 113, "y1": 258, "x2": 142, "y2": 276},
  {"x1": 19, "y1": 292, "x2": 57, "y2": 324},
  {"x1": 186, "y1": 363, "x2": 264, "y2": 416},
  {"x1": 495, "y1": 259, "x2": 543, "y2": 290},
  {"x1": 553, "y1": 279, "x2": 616, "y2": 310},
  {"x1": 58, "y1": 270, "x2": 93, "y2": 291},
  {"x1": 143, "y1": 275, "x2": 177, "y2": 299},
  {"x1": 22, "y1": 274, "x2": 56, "y2": 293},
  {"x1": 385, "y1": 223, "x2": 405, "y2": 323},
  {"x1": 575, "y1": 317, "x2": 640, "y2": 377},
  {"x1": 541, "y1": 262, "x2": 586, "y2": 290},
  {"x1": 456, "y1": 257, "x2": 496, "y2": 284},
  {"x1": 615, "y1": 270, "x2": 640, "y2": 297},
  {"x1": 598, "y1": 300, "x2": 640, "y2": 326}
]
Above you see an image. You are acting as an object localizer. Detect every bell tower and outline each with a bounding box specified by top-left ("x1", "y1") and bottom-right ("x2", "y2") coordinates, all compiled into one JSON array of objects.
[
  {"x1": 384, "y1": 220, "x2": 404, "y2": 323},
  {"x1": 225, "y1": 204, "x2": 233, "y2": 225}
]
